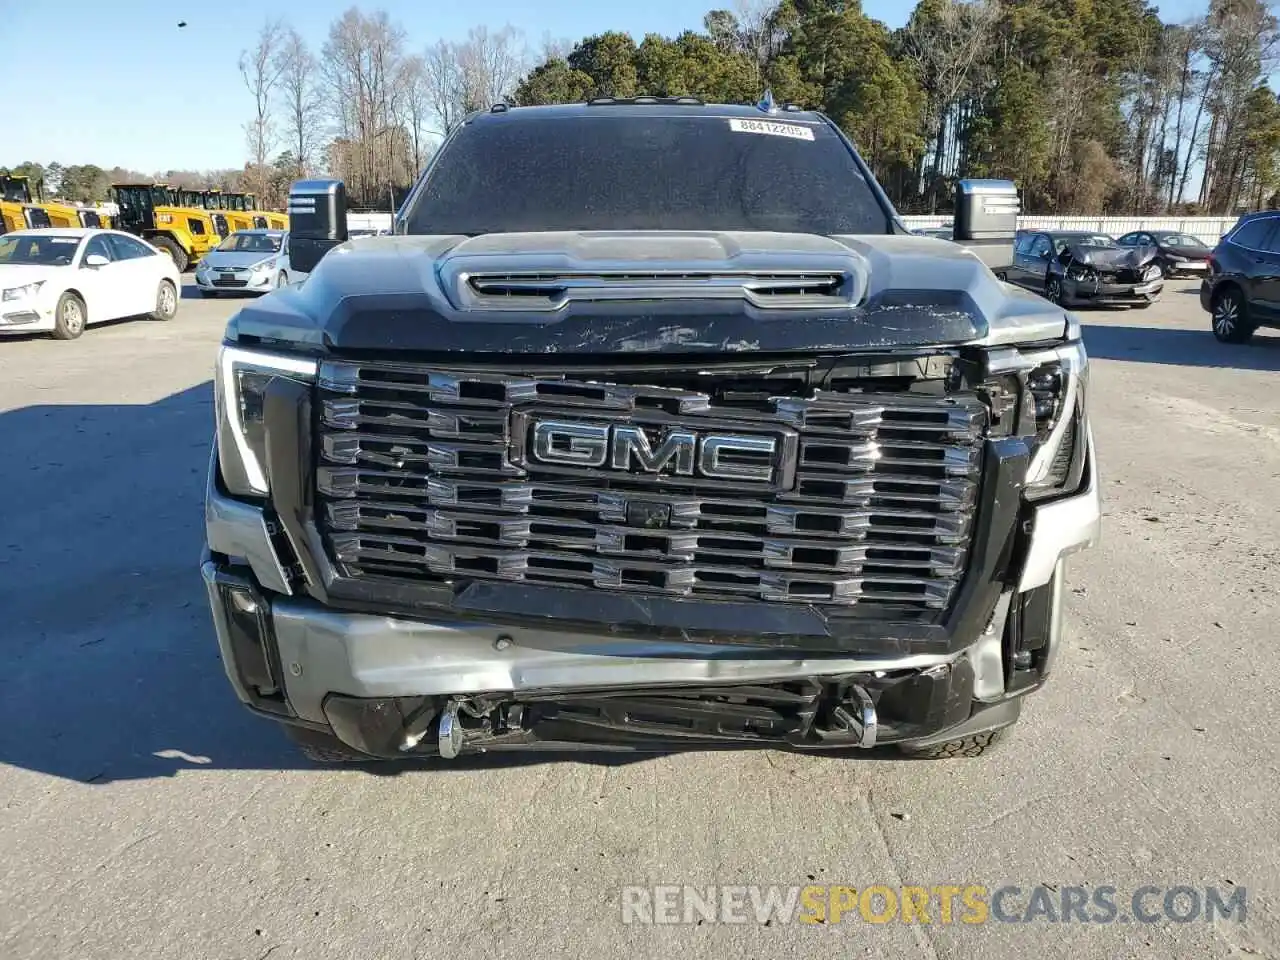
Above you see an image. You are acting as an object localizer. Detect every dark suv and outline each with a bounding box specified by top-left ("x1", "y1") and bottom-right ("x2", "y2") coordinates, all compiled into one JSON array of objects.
[{"x1": 1201, "y1": 210, "x2": 1280, "y2": 344}]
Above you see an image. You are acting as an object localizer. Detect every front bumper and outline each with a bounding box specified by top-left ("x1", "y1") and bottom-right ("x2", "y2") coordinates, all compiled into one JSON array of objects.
[
  {"x1": 203, "y1": 422, "x2": 1101, "y2": 757},
  {"x1": 194, "y1": 267, "x2": 276, "y2": 294},
  {"x1": 1062, "y1": 275, "x2": 1162, "y2": 306}
]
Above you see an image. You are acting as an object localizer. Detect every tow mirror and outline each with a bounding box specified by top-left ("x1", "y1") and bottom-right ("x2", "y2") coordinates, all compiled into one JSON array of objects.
[
  {"x1": 952, "y1": 179, "x2": 1020, "y2": 274},
  {"x1": 286, "y1": 179, "x2": 347, "y2": 274}
]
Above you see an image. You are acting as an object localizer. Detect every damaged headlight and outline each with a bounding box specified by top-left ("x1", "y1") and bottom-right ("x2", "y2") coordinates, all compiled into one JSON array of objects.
[
  {"x1": 1065, "y1": 264, "x2": 1095, "y2": 282},
  {"x1": 1144, "y1": 265, "x2": 1162, "y2": 281},
  {"x1": 1021, "y1": 331, "x2": 1089, "y2": 502},
  {"x1": 215, "y1": 345, "x2": 317, "y2": 496}
]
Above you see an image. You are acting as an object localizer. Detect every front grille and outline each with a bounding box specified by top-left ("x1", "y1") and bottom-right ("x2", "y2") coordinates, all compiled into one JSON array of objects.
[
  {"x1": 314, "y1": 361, "x2": 988, "y2": 613},
  {"x1": 212, "y1": 276, "x2": 248, "y2": 287}
]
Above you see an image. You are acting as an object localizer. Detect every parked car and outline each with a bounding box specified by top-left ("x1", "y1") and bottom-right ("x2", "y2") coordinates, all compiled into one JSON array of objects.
[
  {"x1": 1009, "y1": 229, "x2": 1163, "y2": 308},
  {"x1": 1199, "y1": 210, "x2": 1280, "y2": 344},
  {"x1": 193, "y1": 228, "x2": 296, "y2": 297},
  {"x1": 1116, "y1": 229, "x2": 1213, "y2": 278},
  {"x1": 0, "y1": 227, "x2": 180, "y2": 340}
]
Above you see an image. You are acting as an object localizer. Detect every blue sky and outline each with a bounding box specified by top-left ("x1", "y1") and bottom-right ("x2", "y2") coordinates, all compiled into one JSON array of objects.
[{"x1": 10, "y1": 0, "x2": 1211, "y2": 172}]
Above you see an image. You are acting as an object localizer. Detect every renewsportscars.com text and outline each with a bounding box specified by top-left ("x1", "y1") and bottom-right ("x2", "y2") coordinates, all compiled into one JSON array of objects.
[{"x1": 620, "y1": 884, "x2": 1247, "y2": 926}]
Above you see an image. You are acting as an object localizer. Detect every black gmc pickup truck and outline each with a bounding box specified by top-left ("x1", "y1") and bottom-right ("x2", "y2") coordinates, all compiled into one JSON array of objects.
[{"x1": 202, "y1": 97, "x2": 1099, "y2": 763}]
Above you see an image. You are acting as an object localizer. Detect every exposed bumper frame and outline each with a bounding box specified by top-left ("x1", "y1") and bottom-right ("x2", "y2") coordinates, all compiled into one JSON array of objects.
[{"x1": 202, "y1": 415, "x2": 1099, "y2": 751}]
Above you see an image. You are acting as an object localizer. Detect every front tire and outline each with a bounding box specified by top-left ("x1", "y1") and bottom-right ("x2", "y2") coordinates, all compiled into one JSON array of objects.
[
  {"x1": 51, "y1": 292, "x2": 86, "y2": 340},
  {"x1": 284, "y1": 725, "x2": 369, "y2": 764},
  {"x1": 1045, "y1": 276, "x2": 1064, "y2": 305},
  {"x1": 899, "y1": 729, "x2": 1008, "y2": 759},
  {"x1": 150, "y1": 279, "x2": 178, "y2": 320},
  {"x1": 150, "y1": 235, "x2": 190, "y2": 273},
  {"x1": 1211, "y1": 287, "x2": 1254, "y2": 344}
]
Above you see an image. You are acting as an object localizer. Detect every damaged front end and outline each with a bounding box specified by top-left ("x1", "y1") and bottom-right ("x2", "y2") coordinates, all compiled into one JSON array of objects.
[{"x1": 1058, "y1": 243, "x2": 1163, "y2": 307}]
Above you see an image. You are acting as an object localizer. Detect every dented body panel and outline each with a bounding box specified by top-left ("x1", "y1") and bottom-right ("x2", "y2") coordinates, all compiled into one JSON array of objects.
[{"x1": 203, "y1": 100, "x2": 1100, "y2": 761}]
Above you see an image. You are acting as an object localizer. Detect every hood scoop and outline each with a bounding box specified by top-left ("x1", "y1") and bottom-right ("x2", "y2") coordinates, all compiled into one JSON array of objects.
[
  {"x1": 462, "y1": 270, "x2": 853, "y2": 311},
  {"x1": 434, "y1": 230, "x2": 869, "y2": 313}
]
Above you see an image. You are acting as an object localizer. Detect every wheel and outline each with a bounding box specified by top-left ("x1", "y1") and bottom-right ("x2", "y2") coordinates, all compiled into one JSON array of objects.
[
  {"x1": 1044, "y1": 276, "x2": 1064, "y2": 305},
  {"x1": 150, "y1": 279, "x2": 178, "y2": 320},
  {"x1": 993, "y1": 270, "x2": 1008, "y2": 282},
  {"x1": 149, "y1": 235, "x2": 189, "y2": 273},
  {"x1": 51, "y1": 291, "x2": 86, "y2": 340},
  {"x1": 275, "y1": 271, "x2": 288, "y2": 289},
  {"x1": 899, "y1": 729, "x2": 1008, "y2": 759},
  {"x1": 1211, "y1": 287, "x2": 1254, "y2": 344},
  {"x1": 283, "y1": 724, "x2": 369, "y2": 764}
]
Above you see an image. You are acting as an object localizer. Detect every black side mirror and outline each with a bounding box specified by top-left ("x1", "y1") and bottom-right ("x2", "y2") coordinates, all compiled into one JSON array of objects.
[
  {"x1": 287, "y1": 179, "x2": 347, "y2": 274},
  {"x1": 951, "y1": 178, "x2": 1020, "y2": 274}
]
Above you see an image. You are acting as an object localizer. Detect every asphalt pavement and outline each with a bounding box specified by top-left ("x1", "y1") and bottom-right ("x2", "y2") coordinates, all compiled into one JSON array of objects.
[{"x1": 1, "y1": 278, "x2": 1278, "y2": 959}]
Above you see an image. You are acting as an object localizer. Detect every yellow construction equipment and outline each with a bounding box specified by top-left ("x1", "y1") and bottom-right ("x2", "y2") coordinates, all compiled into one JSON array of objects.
[
  {"x1": 0, "y1": 174, "x2": 108, "y2": 230},
  {"x1": 242, "y1": 192, "x2": 289, "y2": 230},
  {"x1": 1, "y1": 175, "x2": 52, "y2": 233},
  {"x1": 108, "y1": 183, "x2": 223, "y2": 271}
]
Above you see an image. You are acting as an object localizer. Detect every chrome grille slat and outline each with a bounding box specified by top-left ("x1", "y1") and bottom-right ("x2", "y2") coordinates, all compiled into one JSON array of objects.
[{"x1": 315, "y1": 362, "x2": 988, "y2": 610}]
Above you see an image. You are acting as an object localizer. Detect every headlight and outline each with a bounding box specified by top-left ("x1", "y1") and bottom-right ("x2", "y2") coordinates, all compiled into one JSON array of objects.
[
  {"x1": 215, "y1": 345, "x2": 317, "y2": 496},
  {"x1": 2, "y1": 281, "x2": 44, "y2": 301},
  {"x1": 1021, "y1": 336, "x2": 1088, "y2": 501},
  {"x1": 252, "y1": 257, "x2": 276, "y2": 272},
  {"x1": 1144, "y1": 265, "x2": 1162, "y2": 280}
]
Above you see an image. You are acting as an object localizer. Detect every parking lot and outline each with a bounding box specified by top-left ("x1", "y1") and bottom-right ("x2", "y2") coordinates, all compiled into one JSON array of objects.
[{"x1": 1, "y1": 277, "x2": 1278, "y2": 959}]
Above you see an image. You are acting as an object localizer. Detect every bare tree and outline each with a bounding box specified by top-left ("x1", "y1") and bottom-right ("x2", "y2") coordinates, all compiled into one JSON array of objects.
[
  {"x1": 240, "y1": 19, "x2": 289, "y2": 200},
  {"x1": 422, "y1": 39, "x2": 469, "y2": 137},
  {"x1": 320, "y1": 8, "x2": 411, "y2": 206},
  {"x1": 458, "y1": 25, "x2": 530, "y2": 110},
  {"x1": 421, "y1": 26, "x2": 528, "y2": 138},
  {"x1": 397, "y1": 54, "x2": 433, "y2": 177},
  {"x1": 275, "y1": 26, "x2": 325, "y2": 177}
]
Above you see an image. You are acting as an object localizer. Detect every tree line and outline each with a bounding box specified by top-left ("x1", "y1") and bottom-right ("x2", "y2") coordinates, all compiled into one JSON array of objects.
[{"x1": 8, "y1": 0, "x2": 1278, "y2": 215}]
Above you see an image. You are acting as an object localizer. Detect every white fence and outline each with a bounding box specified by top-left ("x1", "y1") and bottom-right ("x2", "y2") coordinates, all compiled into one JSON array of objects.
[
  {"x1": 337, "y1": 212, "x2": 1237, "y2": 244},
  {"x1": 901, "y1": 214, "x2": 1238, "y2": 246}
]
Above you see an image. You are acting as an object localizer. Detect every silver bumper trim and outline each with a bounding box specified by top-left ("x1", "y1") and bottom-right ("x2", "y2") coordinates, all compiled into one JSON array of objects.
[
  {"x1": 266, "y1": 602, "x2": 959, "y2": 725},
  {"x1": 204, "y1": 452, "x2": 292, "y2": 595},
  {"x1": 1017, "y1": 424, "x2": 1101, "y2": 592}
]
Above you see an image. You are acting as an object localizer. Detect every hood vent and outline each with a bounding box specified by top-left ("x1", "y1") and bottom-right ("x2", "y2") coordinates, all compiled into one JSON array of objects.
[{"x1": 460, "y1": 270, "x2": 852, "y2": 311}]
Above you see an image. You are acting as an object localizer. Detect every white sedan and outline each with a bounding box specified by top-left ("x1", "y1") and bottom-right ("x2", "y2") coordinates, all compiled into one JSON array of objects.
[{"x1": 0, "y1": 227, "x2": 181, "y2": 341}]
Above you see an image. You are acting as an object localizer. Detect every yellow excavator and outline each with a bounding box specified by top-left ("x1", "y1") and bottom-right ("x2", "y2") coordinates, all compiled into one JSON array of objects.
[
  {"x1": 243, "y1": 193, "x2": 289, "y2": 230},
  {"x1": 108, "y1": 183, "x2": 224, "y2": 271},
  {"x1": 1, "y1": 174, "x2": 106, "y2": 231},
  {"x1": 209, "y1": 190, "x2": 288, "y2": 230}
]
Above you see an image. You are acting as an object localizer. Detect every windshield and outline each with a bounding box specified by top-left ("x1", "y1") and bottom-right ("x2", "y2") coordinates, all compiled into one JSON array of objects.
[
  {"x1": 216, "y1": 232, "x2": 281, "y2": 253},
  {"x1": 0, "y1": 234, "x2": 81, "y2": 266},
  {"x1": 1157, "y1": 233, "x2": 1207, "y2": 248},
  {"x1": 405, "y1": 114, "x2": 892, "y2": 236},
  {"x1": 1055, "y1": 234, "x2": 1115, "y2": 252}
]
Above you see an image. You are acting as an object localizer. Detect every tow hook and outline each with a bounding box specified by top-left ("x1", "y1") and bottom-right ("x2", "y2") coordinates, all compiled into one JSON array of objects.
[
  {"x1": 812, "y1": 685, "x2": 878, "y2": 748},
  {"x1": 438, "y1": 700, "x2": 465, "y2": 759}
]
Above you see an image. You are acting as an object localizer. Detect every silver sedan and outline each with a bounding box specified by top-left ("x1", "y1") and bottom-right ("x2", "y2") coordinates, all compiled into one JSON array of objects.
[{"x1": 193, "y1": 229, "x2": 294, "y2": 297}]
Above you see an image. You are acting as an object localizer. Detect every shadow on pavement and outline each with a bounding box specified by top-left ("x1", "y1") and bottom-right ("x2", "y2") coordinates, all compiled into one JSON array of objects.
[
  {"x1": 2, "y1": 382, "x2": 901, "y2": 783},
  {"x1": 1081, "y1": 323, "x2": 1280, "y2": 371}
]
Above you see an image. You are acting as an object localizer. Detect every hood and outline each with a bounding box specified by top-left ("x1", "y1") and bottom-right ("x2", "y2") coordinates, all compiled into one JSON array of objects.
[
  {"x1": 1162, "y1": 241, "x2": 1211, "y2": 260},
  {"x1": 226, "y1": 230, "x2": 1069, "y2": 355},
  {"x1": 0, "y1": 264, "x2": 60, "y2": 289},
  {"x1": 1063, "y1": 243, "x2": 1156, "y2": 269},
  {"x1": 200, "y1": 249, "x2": 279, "y2": 270}
]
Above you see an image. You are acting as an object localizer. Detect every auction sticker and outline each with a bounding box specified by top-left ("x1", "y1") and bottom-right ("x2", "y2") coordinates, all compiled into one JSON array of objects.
[{"x1": 728, "y1": 118, "x2": 815, "y2": 140}]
